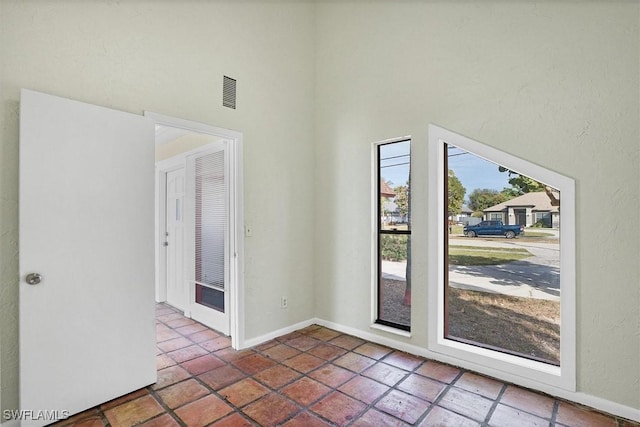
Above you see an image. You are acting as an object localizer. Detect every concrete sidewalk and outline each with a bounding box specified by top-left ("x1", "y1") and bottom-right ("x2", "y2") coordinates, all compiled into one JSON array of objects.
[{"x1": 382, "y1": 260, "x2": 560, "y2": 301}]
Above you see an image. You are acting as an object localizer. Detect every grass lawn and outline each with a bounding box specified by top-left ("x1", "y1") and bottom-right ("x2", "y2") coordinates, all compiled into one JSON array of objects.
[
  {"x1": 448, "y1": 245, "x2": 532, "y2": 266},
  {"x1": 448, "y1": 287, "x2": 560, "y2": 364},
  {"x1": 381, "y1": 232, "x2": 559, "y2": 364},
  {"x1": 523, "y1": 230, "x2": 554, "y2": 237},
  {"x1": 445, "y1": 244, "x2": 557, "y2": 363}
]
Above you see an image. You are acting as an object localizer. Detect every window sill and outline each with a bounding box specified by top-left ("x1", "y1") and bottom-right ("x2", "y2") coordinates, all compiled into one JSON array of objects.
[{"x1": 370, "y1": 322, "x2": 411, "y2": 338}]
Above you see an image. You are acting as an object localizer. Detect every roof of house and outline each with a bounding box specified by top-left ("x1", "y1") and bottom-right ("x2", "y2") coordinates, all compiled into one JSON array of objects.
[
  {"x1": 380, "y1": 180, "x2": 396, "y2": 198},
  {"x1": 484, "y1": 191, "x2": 560, "y2": 213}
]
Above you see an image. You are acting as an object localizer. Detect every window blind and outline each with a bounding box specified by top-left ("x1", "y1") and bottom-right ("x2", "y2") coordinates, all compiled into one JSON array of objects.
[{"x1": 195, "y1": 151, "x2": 226, "y2": 290}]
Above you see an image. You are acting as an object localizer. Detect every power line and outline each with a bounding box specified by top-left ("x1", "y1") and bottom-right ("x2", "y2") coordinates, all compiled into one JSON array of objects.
[
  {"x1": 381, "y1": 161, "x2": 410, "y2": 168},
  {"x1": 380, "y1": 154, "x2": 410, "y2": 161}
]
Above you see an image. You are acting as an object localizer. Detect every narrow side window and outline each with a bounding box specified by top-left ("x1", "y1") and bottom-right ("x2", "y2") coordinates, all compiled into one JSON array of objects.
[{"x1": 376, "y1": 140, "x2": 411, "y2": 331}]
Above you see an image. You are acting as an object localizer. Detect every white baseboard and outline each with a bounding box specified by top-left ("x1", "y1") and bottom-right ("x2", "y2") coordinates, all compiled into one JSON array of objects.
[
  {"x1": 312, "y1": 318, "x2": 640, "y2": 423},
  {"x1": 239, "y1": 318, "x2": 316, "y2": 349}
]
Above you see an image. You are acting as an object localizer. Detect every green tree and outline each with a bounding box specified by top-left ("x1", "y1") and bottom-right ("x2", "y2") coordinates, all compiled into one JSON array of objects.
[
  {"x1": 468, "y1": 188, "x2": 509, "y2": 212},
  {"x1": 498, "y1": 166, "x2": 546, "y2": 194},
  {"x1": 500, "y1": 187, "x2": 520, "y2": 199},
  {"x1": 393, "y1": 184, "x2": 409, "y2": 218},
  {"x1": 448, "y1": 170, "x2": 466, "y2": 215}
]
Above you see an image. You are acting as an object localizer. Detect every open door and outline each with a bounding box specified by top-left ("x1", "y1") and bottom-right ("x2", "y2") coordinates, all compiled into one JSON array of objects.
[
  {"x1": 187, "y1": 143, "x2": 231, "y2": 335},
  {"x1": 19, "y1": 89, "x2": 156, "y2": 425}
]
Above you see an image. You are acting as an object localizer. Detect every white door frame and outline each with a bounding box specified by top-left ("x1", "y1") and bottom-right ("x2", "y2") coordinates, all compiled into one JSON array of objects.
[{"x1": 148, "y1": 112, "x2": 244, "y2": 349}]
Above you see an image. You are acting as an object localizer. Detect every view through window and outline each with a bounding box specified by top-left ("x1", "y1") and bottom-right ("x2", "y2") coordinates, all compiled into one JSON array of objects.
[
  {"x1": 377, "y1": 140, "x2": 411, "y2": 331},
  {"x1": 445, "y1": 144, "x2": 561, "y2": 364}
]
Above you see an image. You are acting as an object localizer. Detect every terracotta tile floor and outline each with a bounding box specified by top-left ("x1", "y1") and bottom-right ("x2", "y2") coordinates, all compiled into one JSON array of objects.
[{"x1": 54, "y1": 304, "x2": 639, "y2": 427}]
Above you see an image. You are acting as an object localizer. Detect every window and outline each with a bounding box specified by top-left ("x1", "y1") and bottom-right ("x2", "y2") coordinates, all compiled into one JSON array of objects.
[
  {"x1": 195, "y1": 151, "x2": 226, "y2": 312},
  {"x1": 429, "y1": 125, "x2": 576, "y2": 391},
  {"x1": 375, "y1": 139, "x2": 411, "y2": 331}
]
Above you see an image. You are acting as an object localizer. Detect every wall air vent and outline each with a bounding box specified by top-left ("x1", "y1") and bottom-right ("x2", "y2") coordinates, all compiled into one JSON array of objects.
[{"x1": 223, "y1": 76, "x2": 237, "y2": 109}]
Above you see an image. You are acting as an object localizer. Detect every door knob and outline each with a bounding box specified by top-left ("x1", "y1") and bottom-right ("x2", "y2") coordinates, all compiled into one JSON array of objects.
[{"x1": 26, "y1": 273, "x2": 42, "y2": 285}]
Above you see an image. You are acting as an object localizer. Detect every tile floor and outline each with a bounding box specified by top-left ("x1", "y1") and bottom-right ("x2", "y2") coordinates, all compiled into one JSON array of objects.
[{"x1": 54, "y1": 304, "x2": 639, "y2": 427}]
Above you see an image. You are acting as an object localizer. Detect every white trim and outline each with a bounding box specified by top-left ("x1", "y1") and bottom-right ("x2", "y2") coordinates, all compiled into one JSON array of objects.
[
  {"x1": 145, "y1": 111, "x2": 243, "y2": 141},
  {"x1": 427, "y1": 124, "x2": 576, "y2": 391},
  {"x1": 369, "y1": 322, "x2": 411, "y2": 338},
  {"x1": 311, "y1": 317, "x2": 639, "y2": 423},
  {"x1": 147, "y1": 111, "x2": 244, "y2": 350},
  {"x1": 155, "y1": 166, "x2": 168, "y2": 304},
  {"x1": 239, "y1": 319, "x2": 316, "y2": 349}
]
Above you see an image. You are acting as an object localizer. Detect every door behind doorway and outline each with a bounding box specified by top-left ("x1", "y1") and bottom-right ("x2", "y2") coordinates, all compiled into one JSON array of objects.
[{"x1": 165, "y1": 167, "x2": 186, "y2": 310}]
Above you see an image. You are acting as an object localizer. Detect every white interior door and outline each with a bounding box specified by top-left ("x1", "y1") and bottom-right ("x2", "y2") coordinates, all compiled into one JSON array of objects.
[
  {"x1": 19, "y1": 89, "x2": 156, "y2": 426},
  {"x1": 165, "y1": 168, "x2": 186, "y2": 310},
  {"x1": 187, "y1": 143, "x2": 230, "y2": 335}
]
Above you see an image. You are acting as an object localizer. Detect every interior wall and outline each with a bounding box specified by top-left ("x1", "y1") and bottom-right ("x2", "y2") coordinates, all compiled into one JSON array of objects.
[
  {"x1": 1, "y1": 0, "x2": 639, "y2": 419},
  {"x1": 0, "y1": 0, "x2": 316, "y2": 415},
  {"x1": 314, "y1": 1, "x2": 640, "y2": 411},
  {"x1": 155, "y1": 132, "x2": 223, "y2": 162}
]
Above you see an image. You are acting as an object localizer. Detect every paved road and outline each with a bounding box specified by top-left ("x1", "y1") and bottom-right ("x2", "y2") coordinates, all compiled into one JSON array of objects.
[{"x1": 382, "y1": 236, "x2": 561, "y2": 301}]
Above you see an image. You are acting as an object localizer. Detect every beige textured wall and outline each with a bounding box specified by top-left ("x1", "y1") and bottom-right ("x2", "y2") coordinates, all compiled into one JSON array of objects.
[
  {"x1": 1, "y1": 0, "x2": 639, "y2": 418},
  {"x1": 0, "y1": 0, "x2": 316, "y2": 415},
  {"x1": 314, "y1": 1, "x2": 640, "y2": 410}
]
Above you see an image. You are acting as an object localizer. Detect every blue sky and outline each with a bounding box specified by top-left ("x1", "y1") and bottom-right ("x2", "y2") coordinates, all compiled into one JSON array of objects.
[
  {"x1": 380, "y1": 141, "x2": 511, "y2": 201},
  {"x1": 447, "y1": 146, "x2": 511, "y2": 198},
  {"x1": 379, "y1": 140, "x2": 411, "y2": 188}
]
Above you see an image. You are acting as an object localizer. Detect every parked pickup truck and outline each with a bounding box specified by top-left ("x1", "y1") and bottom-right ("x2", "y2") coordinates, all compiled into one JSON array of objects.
[{"x1": 463, "y1": 221, "x2": 524, "y2": 239}]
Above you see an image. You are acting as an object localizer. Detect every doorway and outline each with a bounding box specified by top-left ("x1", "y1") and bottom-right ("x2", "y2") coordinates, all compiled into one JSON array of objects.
[
  {"x1": 150, "y1": 112, "x2": 243, "y2": 346},
  {"x1": 514, "y1": 208, "x2": 527, "y2": 226}
]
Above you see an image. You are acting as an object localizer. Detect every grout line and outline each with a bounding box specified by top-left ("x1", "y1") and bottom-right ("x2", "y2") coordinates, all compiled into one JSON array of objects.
[
  {"x1": 413, "y1": 366, "x2": 467, "y2": 425},
  {"x1": 65, "y1": 306, "x2": 629, "y2": 427},
  {"x1": 551, "y1": 399, "x2": 560, "y2": 426},
  {"x1": 482, "y1": 383, "x2": 508, "y2": 426},
  {"x1": 145, "y1": 386, "x2": 187, "y2": 427}
]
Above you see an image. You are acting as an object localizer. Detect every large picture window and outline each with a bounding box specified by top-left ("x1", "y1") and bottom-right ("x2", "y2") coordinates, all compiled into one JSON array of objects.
[
  {"x1": 375, "y1": 139, "x2": 411, "y2": 331},
  {"x1": 428, "y1": 125, "x2": 576, "y2": 391},
  {"x1": 445, "y1": 143, "x2": 561, "y2": 365}
]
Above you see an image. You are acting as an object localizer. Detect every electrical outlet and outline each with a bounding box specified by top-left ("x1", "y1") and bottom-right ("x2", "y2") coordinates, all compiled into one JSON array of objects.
[{"x1": 281, "y1": 296, "x2": 288, "y2": 309}]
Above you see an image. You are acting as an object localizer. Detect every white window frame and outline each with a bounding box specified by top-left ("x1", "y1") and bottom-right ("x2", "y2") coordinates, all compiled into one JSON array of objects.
[{"x1": 428, "y1": 124, "x2": 576, "y2": 391}]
